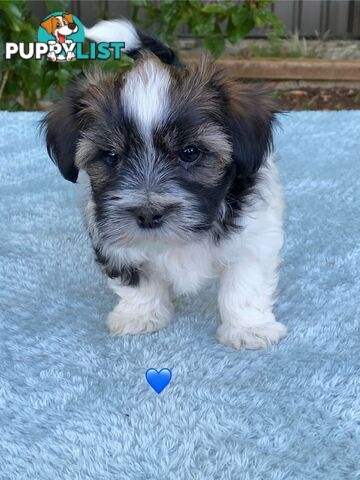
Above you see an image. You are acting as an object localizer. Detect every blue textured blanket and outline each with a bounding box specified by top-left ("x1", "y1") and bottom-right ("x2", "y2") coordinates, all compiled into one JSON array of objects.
[{"x1": 1, "y1": 111, "x2": 360, "y2": 479}]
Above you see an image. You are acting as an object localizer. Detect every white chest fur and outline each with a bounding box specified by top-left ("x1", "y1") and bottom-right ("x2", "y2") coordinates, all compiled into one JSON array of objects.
[{"x1": 149, "y1": 240, "x2": 220, "y2": 295}]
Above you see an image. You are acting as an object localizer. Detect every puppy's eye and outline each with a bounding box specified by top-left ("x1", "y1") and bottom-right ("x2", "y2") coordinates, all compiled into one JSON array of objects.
[
  {"x1": 103, "y1": 151, "x2": 119, "y2": 167},
  {"x1": 179, "y1": 145, "x2": 200, "y2": 163}
]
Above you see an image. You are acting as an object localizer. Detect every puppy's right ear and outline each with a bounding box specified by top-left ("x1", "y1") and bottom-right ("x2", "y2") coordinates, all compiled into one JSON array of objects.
[{"x1": 42, "y1": 79, "x2": 86, "y2": 183}]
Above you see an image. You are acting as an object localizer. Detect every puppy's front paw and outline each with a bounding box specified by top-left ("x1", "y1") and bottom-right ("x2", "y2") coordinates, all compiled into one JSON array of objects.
[
  {"x1": 106, "y1": 301, "x2": 172, "y2": 336},
  {"x1": 216, "y1": 317, "x2": 287, "y2": 350}
]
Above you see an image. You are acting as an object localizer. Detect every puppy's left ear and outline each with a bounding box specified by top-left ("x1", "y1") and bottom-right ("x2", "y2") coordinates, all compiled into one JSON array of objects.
[
  {"x1": 41, "y1": 79, "x2": 86, "y2": 183},
  {"x1": 219, "y1": 78, "x2": 278, "y2": 177}
]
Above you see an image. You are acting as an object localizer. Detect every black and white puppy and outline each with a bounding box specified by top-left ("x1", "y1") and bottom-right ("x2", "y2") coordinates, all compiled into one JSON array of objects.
[{"x1": 43, "y1": 19, "x2": 287, "y2": 350}]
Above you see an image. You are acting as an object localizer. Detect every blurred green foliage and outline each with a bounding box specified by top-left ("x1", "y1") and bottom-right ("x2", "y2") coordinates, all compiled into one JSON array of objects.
[
  {"x1": 132, "y1": 0, "x2": 283, "y2": 56},
  {"x1": 0, "y1": 0, "x2": 282, "y2": 111},
  {"x1": 0, "y1": 0, "x2": 43, "y2": 110}
]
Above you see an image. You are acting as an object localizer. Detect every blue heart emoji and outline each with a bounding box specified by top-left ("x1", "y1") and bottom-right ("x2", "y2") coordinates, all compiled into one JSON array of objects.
[{"x1": 145, "y1": 368, "x2": 172, "y2": 394}]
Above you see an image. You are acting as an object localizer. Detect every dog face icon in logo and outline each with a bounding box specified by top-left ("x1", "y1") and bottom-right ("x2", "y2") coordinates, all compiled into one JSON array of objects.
[{"x1": 38, "y1": 12, "x2": 84, "y2": 62}]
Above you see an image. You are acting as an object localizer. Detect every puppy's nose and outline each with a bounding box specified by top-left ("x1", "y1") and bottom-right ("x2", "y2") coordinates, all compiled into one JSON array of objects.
[
  {"x1": 68, "y1": 23, "x2": 77, "y2": 30},
  {"x1": 133, "y1": 208, "x2": 164, "y2": 229}
]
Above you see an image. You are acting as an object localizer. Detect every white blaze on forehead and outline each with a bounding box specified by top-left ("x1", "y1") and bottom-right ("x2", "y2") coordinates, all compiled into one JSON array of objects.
[{"x1": 122, "y1": 59, "x2": 171, "y2": 137}]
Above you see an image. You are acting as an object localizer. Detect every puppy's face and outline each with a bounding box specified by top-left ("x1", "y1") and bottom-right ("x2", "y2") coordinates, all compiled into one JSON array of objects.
[{"x1": 44, "y1": 56, "x2": 275, "y2": 247}]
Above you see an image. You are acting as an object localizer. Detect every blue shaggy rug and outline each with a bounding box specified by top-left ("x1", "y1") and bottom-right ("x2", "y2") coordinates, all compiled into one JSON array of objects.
[{"x1": 1, "y1": 110, "x2": 360, "y2": 480}]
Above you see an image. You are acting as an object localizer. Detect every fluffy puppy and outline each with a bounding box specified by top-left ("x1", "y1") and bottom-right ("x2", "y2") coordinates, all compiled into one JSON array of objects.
[{"x1": 43, "y1": 19, "x2": 287, "y2": 349}]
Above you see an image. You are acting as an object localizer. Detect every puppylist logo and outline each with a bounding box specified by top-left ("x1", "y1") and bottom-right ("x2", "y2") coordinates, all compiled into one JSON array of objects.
[{"x1": 5, "y1": 12, "x2": 125, "y2": 62}]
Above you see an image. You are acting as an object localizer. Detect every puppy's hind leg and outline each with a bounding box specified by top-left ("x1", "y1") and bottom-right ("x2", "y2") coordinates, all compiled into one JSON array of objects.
[{"x1": 106, "y1": 274, "x2": 174, "y2": 336}]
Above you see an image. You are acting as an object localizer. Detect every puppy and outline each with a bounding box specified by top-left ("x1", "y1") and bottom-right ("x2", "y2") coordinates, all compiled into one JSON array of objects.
[{"x1": 43, "y1": 19, "x2": 287, "y2": 350}]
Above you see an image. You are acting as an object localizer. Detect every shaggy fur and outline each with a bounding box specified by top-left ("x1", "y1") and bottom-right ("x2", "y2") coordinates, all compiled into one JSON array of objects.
[
  {"x1": 43, "y1": 20, "x2": 287, "y2": 349},
  {"x1": 1, "y1": 111, "x2": 360, "y2": 478}
]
